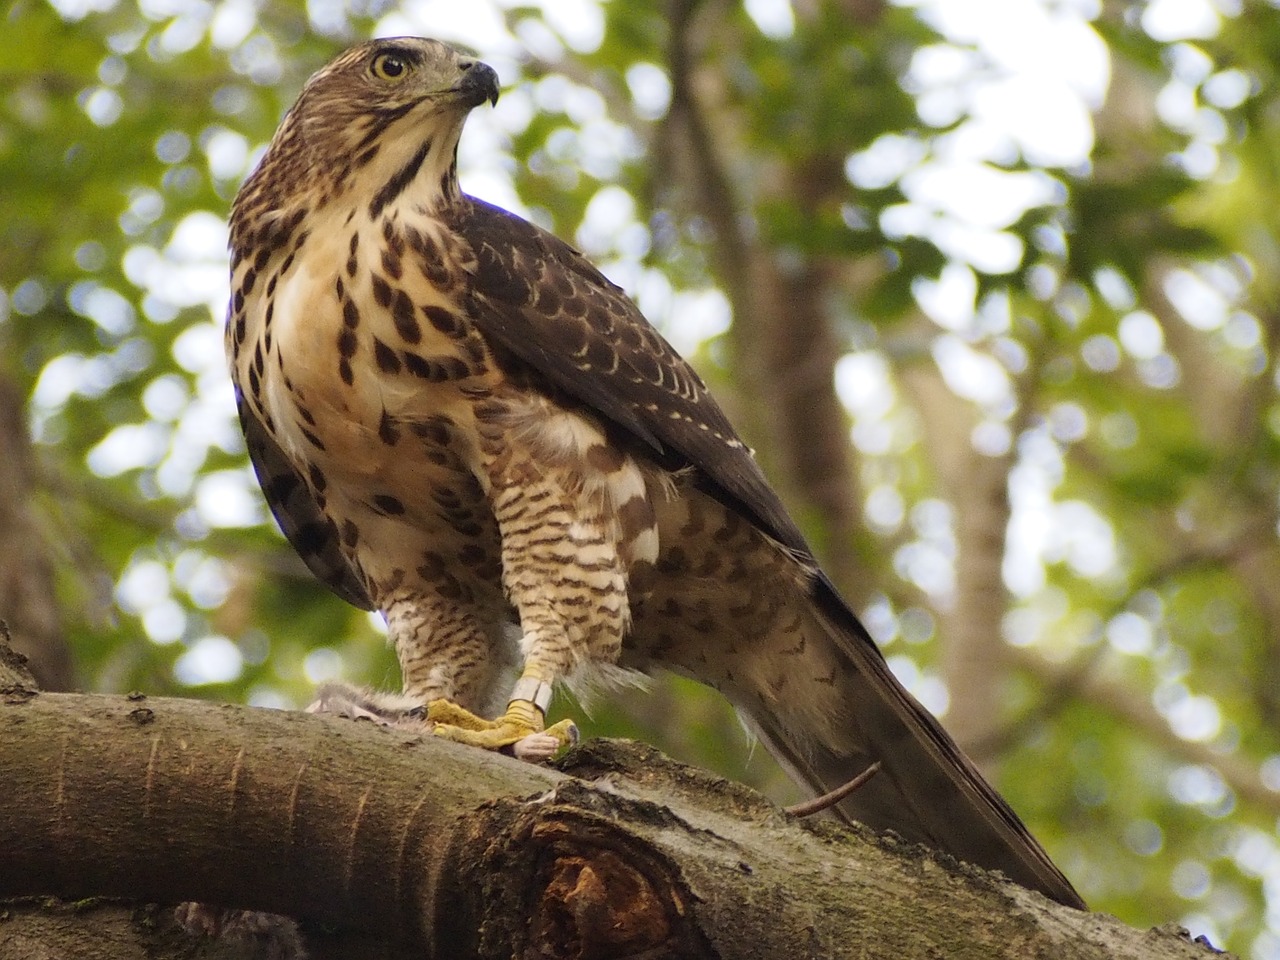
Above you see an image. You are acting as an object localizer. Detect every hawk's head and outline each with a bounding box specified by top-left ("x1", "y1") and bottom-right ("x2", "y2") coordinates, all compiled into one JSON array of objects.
[
  {"x1": 300, "y1": 37, "x2": 498, "y2": 130},
  {"x1": 233, "y1": 38, "x2": 498, "y2": 237}
]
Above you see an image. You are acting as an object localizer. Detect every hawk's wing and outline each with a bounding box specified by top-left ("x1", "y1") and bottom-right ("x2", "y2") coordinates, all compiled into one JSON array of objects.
[
  {"x1": 444, "y1": 196, "x2": 1084, "y2": 909},
  {"x1": 443, "y1": 196, "x2": 811, "y2": 560},
  {"x1": 235, "y1": 391, "x2": 375, "y2": 610}
]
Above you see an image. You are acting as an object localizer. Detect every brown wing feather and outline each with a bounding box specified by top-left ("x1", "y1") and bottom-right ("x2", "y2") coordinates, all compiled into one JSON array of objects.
[
  {"x1": 236, "y1": 392, "x2": 373, "y2": 610},
  {"x1": 443, "y1": 196, "x2": 810, "y2": 558}
]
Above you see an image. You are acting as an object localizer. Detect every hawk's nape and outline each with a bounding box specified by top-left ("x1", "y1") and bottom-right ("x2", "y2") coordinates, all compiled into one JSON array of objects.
[{"x1": 226, "y1": 37, "x2": 1085, "y2": 910}]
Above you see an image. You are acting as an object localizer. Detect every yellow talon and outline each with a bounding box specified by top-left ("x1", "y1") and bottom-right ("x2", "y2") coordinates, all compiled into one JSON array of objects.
[
  {"x1": 425, "y1": 699, "x2": 494, "y2": 731},
  {"x1": 543, "y1": 718, "x2": 578, "y2": 742},
  {"x1": 428, "y1": 697, "x2": 578, "y2": 756}
]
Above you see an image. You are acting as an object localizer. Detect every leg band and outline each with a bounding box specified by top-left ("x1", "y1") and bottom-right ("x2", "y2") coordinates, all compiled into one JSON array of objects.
[{"x1": 509, "y1": 676, "x2": 554, "y2": 714}]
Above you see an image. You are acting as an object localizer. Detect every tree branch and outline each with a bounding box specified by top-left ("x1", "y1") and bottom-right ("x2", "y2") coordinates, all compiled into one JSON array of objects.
[
  {"x1": 0, "y1": 688, "x2": 1232, "y2": 959},
  {"x1": 1007, "y1": 646, "x2": 1280, "y2": 816}
]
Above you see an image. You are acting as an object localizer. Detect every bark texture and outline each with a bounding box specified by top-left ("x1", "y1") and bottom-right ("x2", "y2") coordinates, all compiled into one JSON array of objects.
[{"x1": 0, "y1": 686, "x2": 1233, "y2": 959}]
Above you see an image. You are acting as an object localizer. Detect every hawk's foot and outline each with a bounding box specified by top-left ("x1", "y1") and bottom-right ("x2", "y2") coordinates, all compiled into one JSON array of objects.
[
  {"x1": 425, "y1": 698, "x2": 503, "y2": 731},
  {"x1": 428, "y1": 697, "x2": 578, "y2": 762}
]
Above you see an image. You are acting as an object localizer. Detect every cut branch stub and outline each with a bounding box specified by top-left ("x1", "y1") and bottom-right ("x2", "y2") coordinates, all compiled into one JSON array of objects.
[{"x1": 456, "y1": 789, "x2": 714, "y2": 960}]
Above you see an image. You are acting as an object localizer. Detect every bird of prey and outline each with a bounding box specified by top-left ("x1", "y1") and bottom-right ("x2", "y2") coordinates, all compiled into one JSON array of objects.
[{"x1": 227, "y1": 36, "x2": 1084, "y2": 909}]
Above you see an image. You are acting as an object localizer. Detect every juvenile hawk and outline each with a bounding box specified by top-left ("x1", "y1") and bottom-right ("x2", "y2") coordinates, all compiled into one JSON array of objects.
[{"x1": 227, "y1": 37, "x2": 1083, "y2": 909}]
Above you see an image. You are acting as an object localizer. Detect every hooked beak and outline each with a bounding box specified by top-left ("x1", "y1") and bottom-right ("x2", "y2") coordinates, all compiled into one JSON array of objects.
[{"x1": 456, "y1": 61, "x2": 499, "y2": 108}]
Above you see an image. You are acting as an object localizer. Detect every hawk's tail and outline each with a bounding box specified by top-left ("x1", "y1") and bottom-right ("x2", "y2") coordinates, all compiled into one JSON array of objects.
[{"x1": 739, "y1": 576, "x2": 1085, "y2": 910}]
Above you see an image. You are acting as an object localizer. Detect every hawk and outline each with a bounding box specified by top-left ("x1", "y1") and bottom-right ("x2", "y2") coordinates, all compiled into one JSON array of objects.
[{"x1": 227, "y1": 37, "x2": 1084, "y2": 909}]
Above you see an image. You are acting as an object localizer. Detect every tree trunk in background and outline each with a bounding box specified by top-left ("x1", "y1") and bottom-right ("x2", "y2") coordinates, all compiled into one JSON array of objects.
[
  {"x1": 0, "y1": 376, "x2": 73, "y2": 690},
  {"x1": 659, "y1": 0, "x2": 869, "y2": 604},
  {"x1": 901, "y1": 358, "x2": 1011, "y2": 770},
  {"x1": 943, "y1": 445, "x2": 1015, "y2": 762}
]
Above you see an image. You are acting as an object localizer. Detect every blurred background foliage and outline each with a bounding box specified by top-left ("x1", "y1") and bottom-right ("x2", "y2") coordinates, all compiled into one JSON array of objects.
[{"x1": 2, "y1": 0, "x2": 1279, "y2": 952}]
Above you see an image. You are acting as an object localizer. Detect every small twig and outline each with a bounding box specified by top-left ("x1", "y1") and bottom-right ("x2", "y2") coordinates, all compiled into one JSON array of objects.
[{"x1": 784, "y1": 762, "x2": 882, "y2": 818}]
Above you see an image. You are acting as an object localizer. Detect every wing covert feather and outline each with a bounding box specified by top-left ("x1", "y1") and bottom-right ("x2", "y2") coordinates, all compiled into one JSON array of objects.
[{"x1": 445, "y1": 196, "x2": 810, "y2": 557}]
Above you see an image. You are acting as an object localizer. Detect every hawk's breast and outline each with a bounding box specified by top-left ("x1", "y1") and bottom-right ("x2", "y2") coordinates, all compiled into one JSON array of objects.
[
  {"x1": 231, "y1": 203, "x2": 510, "y2": 608},
  {"x1": 231, "y1": 199, "x2": 665, "y2": 619},
  {"x1": 245, "y1": 209, "x2": 490, "y2": 465}
]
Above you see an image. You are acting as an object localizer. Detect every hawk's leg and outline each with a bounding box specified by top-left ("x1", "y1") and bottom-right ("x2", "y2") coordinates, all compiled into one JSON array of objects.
[
  {"x1": 430, "y1": 452, "x2": 632, "y2": 755},
  {"x1": 385, "y1": 589, "x2": 576, "y2": 757},
  {"x1": 385, "y1": 593, "x2": 498, "y2": 714},
  {"x1": 424, "y1": 618, "x2": 582, "y2": 755}
]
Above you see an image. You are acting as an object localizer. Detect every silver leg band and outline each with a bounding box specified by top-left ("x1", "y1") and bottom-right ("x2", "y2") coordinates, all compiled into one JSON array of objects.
[{"x1": 510, "y1": 676, "x2": 554, "y2": 714}]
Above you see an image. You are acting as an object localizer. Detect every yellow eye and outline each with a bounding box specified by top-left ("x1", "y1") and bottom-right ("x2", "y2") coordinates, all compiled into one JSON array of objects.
[{"x1": 371, "y1": 52, "x2": 410, "y2": 82}]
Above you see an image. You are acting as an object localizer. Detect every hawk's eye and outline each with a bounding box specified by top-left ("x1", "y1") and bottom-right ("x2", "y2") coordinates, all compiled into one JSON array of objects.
[{"x1": 371, "y1": 53, "x2": 410, "y2": 82}]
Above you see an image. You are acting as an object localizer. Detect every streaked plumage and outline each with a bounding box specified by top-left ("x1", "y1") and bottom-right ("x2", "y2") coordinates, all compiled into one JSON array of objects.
[{"x1": 228, "y1": 37, "x2": 1084, "y2": 909}]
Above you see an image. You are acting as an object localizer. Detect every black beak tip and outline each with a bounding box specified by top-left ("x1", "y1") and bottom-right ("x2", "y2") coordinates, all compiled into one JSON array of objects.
[{"x1": 459, "y1": 61, "x2": 500, "y2": 108}]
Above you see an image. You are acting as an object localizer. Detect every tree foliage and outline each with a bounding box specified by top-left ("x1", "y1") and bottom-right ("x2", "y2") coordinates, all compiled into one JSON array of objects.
[{"x1": 2, "y1": 0, "x2": 1279, "y2": 955}]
